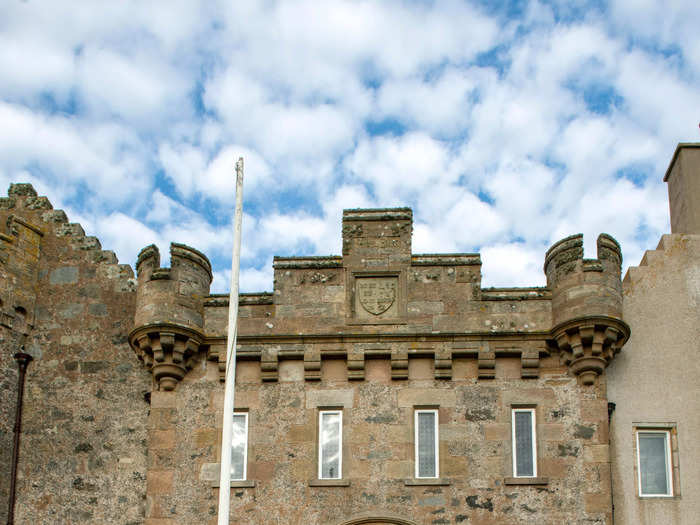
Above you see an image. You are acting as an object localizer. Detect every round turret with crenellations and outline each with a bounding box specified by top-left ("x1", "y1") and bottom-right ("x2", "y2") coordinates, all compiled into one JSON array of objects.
[
  {"x1": 129, "y1": 243, "x2": 212, "y2": 391},
  {"x1": 544, "y1": 233, "x2": 629, "y2": 385}
]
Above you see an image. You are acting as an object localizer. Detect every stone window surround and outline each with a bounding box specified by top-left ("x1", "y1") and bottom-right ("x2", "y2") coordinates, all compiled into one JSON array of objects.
[
  {"x1": 207, "y1": 407, "x2": 255, "y2": 489},
  {"x1": 403, "y1": 405, "x2": 452, "y2": 486},
  {"x1": 503, "y1": 403, "x2": 549, "y2": 486},
  {"x1": 633, "y1": 422, "x2": 681, "y2": 499},
  {"x1": 310, "y1": 406, "x2": 350, "y2": 487}
]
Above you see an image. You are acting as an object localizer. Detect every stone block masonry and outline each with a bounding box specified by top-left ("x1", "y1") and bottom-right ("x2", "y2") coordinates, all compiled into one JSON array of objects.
[
  {"x1": 1, "y1": 183, "x2": 632, "y2": 524},
  {"x1": 0, "y1": 184, "x2": 150, "y2": 524}
]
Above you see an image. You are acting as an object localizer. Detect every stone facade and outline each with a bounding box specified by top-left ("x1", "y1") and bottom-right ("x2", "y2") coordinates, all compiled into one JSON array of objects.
[
  {"x1": 1, "y1": 144, "x2": 697, "y2": 524},
  {"x1": 0, "y1": 184, "x2": 149, "y2": 524}
]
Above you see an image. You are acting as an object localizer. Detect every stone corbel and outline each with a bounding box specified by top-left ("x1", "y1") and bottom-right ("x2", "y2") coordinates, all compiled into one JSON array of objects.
[
  {"x1": 261, "y1": 348, "x2": 279, "y2": 382},
  {"x1": 552, "y1": 316, "x2": 629, "y2": 385},
  {"x1": 347, "y1": 351, "x2": 365, "y2": 381},
  {"x1": 129, "y1": 324, "x2": 204, "y2": 391},
  {"x1": 391, "y1": 348, "x2": 408, "y2": 380},
  {"x1": 521, "y1": 345, "x2": 541, "y2": 379},
  {"x1": 434, "y1": 349, "x2": 452, "y2": 380},
  {"x1": 478, "y1": 343, "x2": 495, "y2": 379},
  {"x1": 304, "y1": 349, "x2": 321, "y2": 381}
]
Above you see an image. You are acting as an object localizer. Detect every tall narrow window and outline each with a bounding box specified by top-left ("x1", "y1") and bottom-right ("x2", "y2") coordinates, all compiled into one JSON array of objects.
[
  {"x1": 414, "y1": 409, "x2": 439, "y2": 478},
  {"x1": 231, "y1": 412, "x2": 248, "y2": 481},
  {"x1": 319, "y1": 410, "x2": 342, "y2": 479},
  {"x1": 637, "y1": 430, "x2": 673, "y2": 497},
  {"x1": 512, "y1": 408, "x2": 537, "y2": 477}
]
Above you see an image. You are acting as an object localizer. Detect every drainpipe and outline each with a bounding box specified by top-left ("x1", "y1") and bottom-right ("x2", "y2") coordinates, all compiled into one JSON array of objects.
[
  {"x1": 608, "y1": 402, "x2": 616, "y2": 525},
  {"x1": 6, "y1": 351, "x2": 32, "y2": 525}
]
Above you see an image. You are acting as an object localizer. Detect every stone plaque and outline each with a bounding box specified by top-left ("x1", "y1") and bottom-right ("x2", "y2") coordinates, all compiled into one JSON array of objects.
[{"x1": 355, "y1": 277, "x2": 398, "y2": 318}]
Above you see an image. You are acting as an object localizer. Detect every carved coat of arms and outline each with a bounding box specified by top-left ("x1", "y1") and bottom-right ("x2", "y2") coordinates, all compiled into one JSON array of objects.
[{"x1": 357, "y1": 278, "x2": 397, "y2": 315}]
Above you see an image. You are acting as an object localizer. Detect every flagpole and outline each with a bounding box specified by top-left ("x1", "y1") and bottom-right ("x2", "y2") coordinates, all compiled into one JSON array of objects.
[{"x1": 217, "y1": 157, "x2": 245, "y2": 525}]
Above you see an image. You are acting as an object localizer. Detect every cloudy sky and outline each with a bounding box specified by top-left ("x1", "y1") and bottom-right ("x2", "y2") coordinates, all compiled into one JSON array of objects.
[{"x1": 1, "y1": 0, "x2": 698, "y2": 293}]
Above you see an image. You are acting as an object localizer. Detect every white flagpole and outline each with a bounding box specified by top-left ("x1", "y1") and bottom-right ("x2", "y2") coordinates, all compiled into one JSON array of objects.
[{"x1": 217, "y1": 157, "x2": 244, "y2": 525}]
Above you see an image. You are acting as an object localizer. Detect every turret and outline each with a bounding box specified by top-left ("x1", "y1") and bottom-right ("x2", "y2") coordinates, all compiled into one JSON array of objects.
[
  {"x1": 544, "y1": 233, "x2": 629, "y2": 385},
  {"x1": 129, "y1": 243, "x2": 212, "y2": 390}
]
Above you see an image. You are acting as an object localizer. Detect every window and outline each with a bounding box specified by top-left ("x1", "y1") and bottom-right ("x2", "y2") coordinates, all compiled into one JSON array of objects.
[
  {"x1": 637, "y1": 430, "x2": 673, "y2": 497},
  {"x1": 231, "y1": 412, "x2": 248, "y2": 481},
  {"x1": 319, "y1": 410, "x2": 342, "y2": 479},
  {"x1": 414, "y1": 409, "x2": 439, "y2": 478},
  {"x1": 512, "y1": 408, "x2": 537, "y2": 477}
]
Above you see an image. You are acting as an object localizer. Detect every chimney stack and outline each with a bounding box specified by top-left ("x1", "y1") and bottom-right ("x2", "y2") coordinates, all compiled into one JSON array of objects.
[{"x1": 664, "y1": 143, "x2": 700, "y2": 234}]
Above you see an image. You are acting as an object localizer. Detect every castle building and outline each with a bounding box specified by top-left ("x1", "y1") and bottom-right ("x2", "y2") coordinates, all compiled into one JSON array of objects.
[{"x1": 1, "y1": 144, "x2": 698, "y2": 525}]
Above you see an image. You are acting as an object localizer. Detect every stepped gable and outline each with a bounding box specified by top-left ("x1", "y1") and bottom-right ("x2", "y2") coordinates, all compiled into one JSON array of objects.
[
  {"x1": 623, "y1": 232, "x2": 700, "y2": 290},
  {"x1": 1, "y1": 183, "x2": 136, "y2": 340},
  {"x1": 0, "y1": 183, "x2": 135, "y2": 291}
]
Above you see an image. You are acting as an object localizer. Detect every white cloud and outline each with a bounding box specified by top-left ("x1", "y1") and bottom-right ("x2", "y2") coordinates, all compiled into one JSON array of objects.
[
  {"x1": 346, "y1": 132, "x2": 458, "y2": 203},
  {"x1": 375, "y1": 68, "x2": 479, "y2": 137},
  {"x1": 92, "y1": 212, "x2": 163, "y2": 267},
  {"x1": 0, "y1": 102, "x2": 151, "y2": 205},
  {"x1": 481, "y1": 243, "x2": 545, "y2": 287},
  {"x1": 2, "y1": 0, "x2": 699, "y2": 295}
]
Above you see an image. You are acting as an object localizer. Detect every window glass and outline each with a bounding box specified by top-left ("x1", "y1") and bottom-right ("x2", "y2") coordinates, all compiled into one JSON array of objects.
[
  {"x1": 231, "y1": 413, "x2": 248, "y2": 480},
  {"x1": 512, "y1": 409, "x2": 536, "y2": 477},
  {"x1": 638, "y1": 431, "x2": 671, "y2": 496},
  {"x1": 415, "y1": 410, "x2": 438, "y2": 478},
  {"x1": 319, "y1": 411, "x2": 342, "y2": 479}
]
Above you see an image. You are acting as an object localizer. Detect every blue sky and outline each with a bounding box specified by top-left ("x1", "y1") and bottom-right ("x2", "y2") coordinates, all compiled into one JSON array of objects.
[{"x1": 1, "y1": 0, "x2": 698, "y2": 292}]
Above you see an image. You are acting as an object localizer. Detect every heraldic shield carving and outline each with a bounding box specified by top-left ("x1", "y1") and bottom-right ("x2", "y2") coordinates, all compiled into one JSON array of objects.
[{"x1": 357, "y1": 277, "x2": 397, "y2": 315}]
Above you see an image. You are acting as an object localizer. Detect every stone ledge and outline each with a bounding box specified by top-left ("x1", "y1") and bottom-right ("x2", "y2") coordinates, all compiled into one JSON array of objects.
[
  {"x1": 273, "y1": 256, "x2": 342, "y2": 269},
  {"x1": 404, "y1": 478, "x2": 451, "y2": 486},
  {"x1": 309, "y1": 479, "x2": 351, "y2": 487},
  {"x1": 503, "y1": 477, "x2": 549, "y2": 485},
  {"x1": 412, "y1": 254, "x2": 481, "y2": 266},
  {"x1": 210, "y1": 480, "x2": 256, "y2": 488}
]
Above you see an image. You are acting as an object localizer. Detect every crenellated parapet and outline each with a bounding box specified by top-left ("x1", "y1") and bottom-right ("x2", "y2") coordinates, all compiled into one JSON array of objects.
[
  {"x1": 545, "y1": 233, "x2": 629, "y2": 384},
  {"x1": 129, "y1": 243, "x2": 212, "y2": 390}
]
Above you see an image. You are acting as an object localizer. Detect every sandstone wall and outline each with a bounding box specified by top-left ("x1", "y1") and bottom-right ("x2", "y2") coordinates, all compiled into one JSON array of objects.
[
  {"x1": 142, "y1": 354, "x2": 614, "y2": 525},
  {"x1": 0, "y1": 184, "x2": 150, "y2": 524},
  {"x1": 132, "y1": 208, "x2": 624, "y2": 524}
]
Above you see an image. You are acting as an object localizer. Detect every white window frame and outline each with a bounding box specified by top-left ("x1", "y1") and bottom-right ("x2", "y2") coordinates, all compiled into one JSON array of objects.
[
  {"x1": 512, "y1": 408, "x2": 537, "y2": 478},
  {"x1": 636, "y1": 429, "x2": 673, "y2": 497},
  {"x1": 414, "y1": 409, "x2": 439, "y2": 479},
  {"x1": 318, "y1": 410, "x2": 343, "y2": 480},
  {"x1": 231, "y1": 411, "x2": 249, "y2": 481}
]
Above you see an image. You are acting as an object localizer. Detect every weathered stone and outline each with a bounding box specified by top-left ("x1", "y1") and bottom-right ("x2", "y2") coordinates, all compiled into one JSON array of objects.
[
  {"x1": 9, "y1": 167, "x2": 697, "y2": 525},
  {"x1": 49, "y1": 266, "x2": 79, "y2": 285}
]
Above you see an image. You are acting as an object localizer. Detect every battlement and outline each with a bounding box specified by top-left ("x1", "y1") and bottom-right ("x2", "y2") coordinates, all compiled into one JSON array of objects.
[
  {"x1": 544, "y1": 233, "x2": 622, "y2": 288},
  {"x1": 544, "y1": 233, "x2": 627, "y2": 384},
  {"x1": 136, "y1": 242, "x2": 211, "y2": 284},
  {"x1": 134, "y1": 242, "x2": 212, "y2": 327},
  {"x1": 131, "y1": 241, "x2": 212, "y2": 391},
  {"x1": 342, "y1": 207, "x2": 413, "y2": 263}
]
